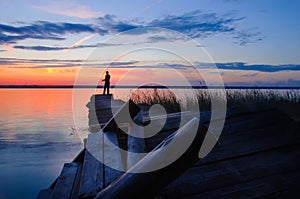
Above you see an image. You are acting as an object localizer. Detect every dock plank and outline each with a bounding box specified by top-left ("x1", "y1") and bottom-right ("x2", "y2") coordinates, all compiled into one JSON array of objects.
[
  {"x1": 187, "y1": 169, "x2": 300, "y2": 199},
  {"x1": 52, "y1": 162, "x2": 80, "y2": 199},
  {"x1": 70, "y1": 162, "x2": 83, "y2": 199},
  {"x1": 103, "y1": 131, "x2": 126, "y2": 186},
  {"x1": 212, "y1": 109, "x2": 290, "y2": 136},
  {"x1": 161, "y1": 144, "x2": 300, "y2": 198},
  {"x1": 79, "y1": 133, "x2": 104, "y2": 198},
  {"x1": 197, "y1": 120, "x2": 300, "y2": 164},
  {"x1": 36, "y1": 189, "x2": 53, "y2": 199}
]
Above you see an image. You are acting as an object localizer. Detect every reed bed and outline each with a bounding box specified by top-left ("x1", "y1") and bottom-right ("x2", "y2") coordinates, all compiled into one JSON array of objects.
[{"x1": 130, "y1": 89, "x2": 300, "y2": 113}]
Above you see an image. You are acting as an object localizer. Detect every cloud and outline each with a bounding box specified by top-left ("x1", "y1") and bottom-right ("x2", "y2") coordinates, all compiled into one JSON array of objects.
[
  {"x1": 2, "y1": 57, "x2": 299, "y2": 73},
  {"x1": 0, "y1": 57, "x2": 83, "y2": 64},
  {"x1": 147, "y1": 34, "x2": 189, "y2": 43},
  {"x1": 13, "y1": 42, "x2": 121, "y2": 51},
  {"x1": 227, "y1": 79, "x2": 300, "y2": 87},
  {"x1": 13, "y1": 45, "x2": 66, "y2": 51},
  {"x1": 97, "y1": 14, "x2": 141, "y2": 33},
  {"x1": 12, "y1": 64, "x2": 82, "y2": 69},
  {"x1": 0, "y1": 10, "x2": 261, "y2": 45},
  {"x1": 0, "y1": 57, "x2": 139, "y2": 68},
  {"x1": 96, "y1": 10, "x2": 262, "y2": 45},
  {"x1": 33, "y1": 1, "x2": 102, "y2": 19},
  {"x1": 233, "y1": 29, "x2": 263, "y2": 45},
  {"x1": 148, "y1": 11, "x2": 238, "y2": 38},
  {"x1": 109, "y1": 61, "x2": 140, "y2": 66},
  {"x1": 242, "y1": 72, "x2": 259, "y2": 77},
  {"x1": 0, "y1": 57, "x2": 84, "y2": 68},
  {"x1": 66, "y1": 35, "x2": 93, "y2": 50},
  {"x1": 196, "y1": 62, "x2": 300, "y2": 72},
  {"x1": 0, "y1": 21, "x2": 104, "y2": 44}
]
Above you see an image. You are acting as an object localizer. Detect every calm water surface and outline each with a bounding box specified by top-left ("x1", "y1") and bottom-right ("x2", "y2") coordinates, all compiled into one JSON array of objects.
[{"x1": 0, "y1": 89, "x2": 90, "y2": 199}]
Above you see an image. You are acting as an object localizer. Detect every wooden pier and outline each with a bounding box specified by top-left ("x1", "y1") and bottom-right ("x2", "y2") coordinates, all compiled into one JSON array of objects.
[{"x1": 37, "y1": 94, "x2": 300, "y2": 199}]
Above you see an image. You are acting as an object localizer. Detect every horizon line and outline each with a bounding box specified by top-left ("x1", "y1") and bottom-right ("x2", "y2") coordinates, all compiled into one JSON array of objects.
[{"x1": 0, "y1": 85, "x2": 300, "y2": 90}]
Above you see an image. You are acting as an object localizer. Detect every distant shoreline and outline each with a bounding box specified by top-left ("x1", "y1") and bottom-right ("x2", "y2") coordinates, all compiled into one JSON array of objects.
[{"x1": 0, "y1": 85, "x2": 300, "y2": 90}]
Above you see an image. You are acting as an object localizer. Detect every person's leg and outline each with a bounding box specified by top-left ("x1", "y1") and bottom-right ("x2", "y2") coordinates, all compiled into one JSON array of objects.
[
  {"x1": 107, "y1": 84, "x2": 110, "y2": 95},
  {"x1": 103, "y1": 86, "x2": 106, "y2": 95}
]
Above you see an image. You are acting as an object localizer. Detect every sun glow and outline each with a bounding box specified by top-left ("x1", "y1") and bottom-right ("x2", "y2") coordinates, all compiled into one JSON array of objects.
[{"x1": 47, "y1": 68, "x2": 54, "y2": 73}]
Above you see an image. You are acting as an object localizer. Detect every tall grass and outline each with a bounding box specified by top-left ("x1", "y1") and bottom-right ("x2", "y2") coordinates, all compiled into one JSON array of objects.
[
  {"x1": 130, "y1": 89, "x2": 181, "y2": 113},
  {"x1": 130, "y1": 89, "x2": 300, "y2": 113}
]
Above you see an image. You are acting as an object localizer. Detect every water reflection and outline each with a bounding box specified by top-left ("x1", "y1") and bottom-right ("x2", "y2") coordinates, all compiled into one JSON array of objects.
[{"x1": 0, "y1": 89, "x2": 85, "y2": 199}]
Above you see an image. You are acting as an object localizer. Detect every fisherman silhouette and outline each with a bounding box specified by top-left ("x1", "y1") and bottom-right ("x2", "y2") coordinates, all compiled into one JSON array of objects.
[{"x1": 102, "y1": 71, "x2": 111, "y2": 95}]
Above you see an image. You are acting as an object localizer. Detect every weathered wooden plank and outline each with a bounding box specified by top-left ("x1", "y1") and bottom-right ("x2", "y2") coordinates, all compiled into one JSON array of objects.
[
  {"x1": 36, "y1": 189, "x2": 53, "y2": 199},
  {"x1": 103, "y1": 131, "x2": 126, "y2": 186},
  {"x1": 95, "y1": 118, "x2": 208, "y2": 199},
  {"x1": 139, "y1": 108, "x2": 283, "y2": 153},
  {"x1": 79, "y1": 133, "x2": 104, "y2": 198},
  {"x1": 187, "y1": 169, "x2": 300, "y2": 199},
  {"x1": 199, "y1": 103, "x2": 276, "y2": 127},
  {"x1": 161, "y1": 144, "x2": 300, "y2": 198},
  {"x1": 197, "y1": 121, "x2": 300, "y2": 165},
  {"x1": 52, "y1": 162, "x2": 80, "y2": 199},
  {"x1": 142, "y1": 108, "x2": 283, "y2": 152},
  {"x1": 127, "y1": 124, "x2": 147, "y2": 169},
  {"x1": 214, "y1": 110, "x2": 290, "y2": 136},
  {"x1": 79, "y1": 131, "x2": 126, "y2": 198},
  {"x1": 139, "y1": 107, "x2": 283, "y2": 152},
  {"x1": 225, "y1": 103, "x2": 275, "y2": 119},
  {"x1": 70, "y1": 162, "x2": 83, "y2": 199},
  {"x1": 142, "y1": 112, "x2": 199, "y2": 151}
]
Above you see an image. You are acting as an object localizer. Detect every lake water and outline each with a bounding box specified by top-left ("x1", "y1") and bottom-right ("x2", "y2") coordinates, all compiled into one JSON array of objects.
[
  {"x1": 0, "y1": 88, "x2": 299, "y2": 199},
  {"x1": 0, "y1": 89, "x2": 89, "y2": 199}
]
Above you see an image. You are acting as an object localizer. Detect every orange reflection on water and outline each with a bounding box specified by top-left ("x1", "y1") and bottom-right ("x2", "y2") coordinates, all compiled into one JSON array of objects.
[{"x1": 0, "y1": 89, "x2": 74, "y2": 126}]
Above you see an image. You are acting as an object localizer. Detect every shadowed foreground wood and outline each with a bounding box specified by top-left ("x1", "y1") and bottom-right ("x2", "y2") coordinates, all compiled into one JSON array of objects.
[
  {"x1": 37, "y1": 96, "x2": 300, "y2": 199},
  {"x1": 95, "y1": 118, "x2": 208, "y2": 199}
]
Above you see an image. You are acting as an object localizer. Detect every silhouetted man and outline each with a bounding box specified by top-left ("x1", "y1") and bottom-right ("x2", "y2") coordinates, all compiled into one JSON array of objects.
[{"x1": 102, "y1": 71, "x2": 110, "y2": 95}]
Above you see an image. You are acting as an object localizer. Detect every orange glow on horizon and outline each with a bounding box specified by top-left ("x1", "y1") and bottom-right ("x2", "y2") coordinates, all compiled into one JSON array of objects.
[
  {"x1": 0, "y1": 66, "x2": 80, "y2": 85},
  {"x1": 0, "y1": 65, "x2": 132, "y2": 86},
  {"x1": 1, "y1": 63, "x2": 299, "y2": 86}
]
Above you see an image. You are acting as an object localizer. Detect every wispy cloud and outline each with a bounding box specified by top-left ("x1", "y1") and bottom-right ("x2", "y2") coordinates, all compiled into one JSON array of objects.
[
  {"x1": 97, "y1": 14, "x2": 141, "y2": 33},
  {"x1": 0, "y1": 57, "x2": 83, "y2": 64},
  {"x1": 0, "y1": 57, "x2": 83, "y2": 68},
  {"x1": 228, "y1": 79, "x2": 300, "y2": 87},
  {"x1": 0, "y1": 21, "x2": 106, "y2": 44},
  {"x1": 96, "y1": 10, "x2": 262, "y2": 45},
  {"x1": 0, "y1": 57, "x2": 138, "y2": 68},
  {"x1": 2, "y1": 57, "x2": 299, "y2": 73},
  {"x1": 64, "y1": 35, "x2": 93, "y2": 52},
  {"x1": 196, "y1": 62, "x2": 300, "y2": 72},
  {"x1": 242, "y1": 72, "x2": 259, "y2": 77},
  {"x1": 0, "y1": 10, "x2": 261, "y2": 46},
  {"x1": 13, "y1": 42, "x2": 121, "y2": 51},
  {"x1": 33, "y1": 1, "x2": 103, "y2": 19},
  {"x1": 148, "y1": 11, "x2": 238, "y2": 38}
]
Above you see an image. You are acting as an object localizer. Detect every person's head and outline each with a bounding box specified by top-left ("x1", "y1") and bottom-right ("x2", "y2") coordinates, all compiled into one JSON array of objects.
[{"x1": 106, "y1": 71, "x2": 109, "y2": 74}]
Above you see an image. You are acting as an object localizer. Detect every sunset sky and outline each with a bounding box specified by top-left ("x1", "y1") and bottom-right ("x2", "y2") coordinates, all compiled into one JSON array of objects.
[{"x1": 1, "y1": 0, "x2": 300, "y2": 86}]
